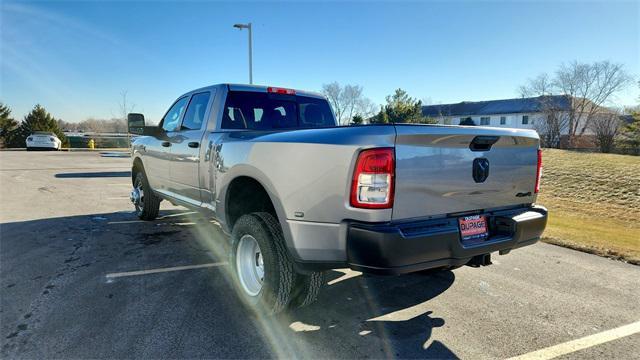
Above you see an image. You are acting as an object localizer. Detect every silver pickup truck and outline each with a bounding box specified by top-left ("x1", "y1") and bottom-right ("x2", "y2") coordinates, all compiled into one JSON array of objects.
[{"x1": 128, "y1": 84, "x2": 547, "y2": 314}]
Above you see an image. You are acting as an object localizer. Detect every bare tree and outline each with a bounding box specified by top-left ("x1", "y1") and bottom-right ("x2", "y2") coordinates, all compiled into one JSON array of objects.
[
  {"x1": 57, "y1": 119, "x2": 76, "y2": 132},
  {"x1": 421, "y1": 97, "x2": 433, "y2": 105},
  {"x1": 556, "y1": 61, "x2": 630, "y2": 146},
  {"x1": 322, "y1": 82, "x2": 343, "y2": 123},
  {"x1": 354, "y1": 97, "x2": 377, "y2": 122},
  {"x1": 321, "y1": 82, "x2": 376, "y2": 125},
  {"x1": 117, "y1": 90, "x2": 136, "y2": 146},
  {"x1": 81, "y1": 118, "x2": 107, "y2": 132},
  {"x1": 535, "y1": 96, "x2": 572, "y2": 148},
  {"x1": 520, "y1": 61, "x2": 631, "y2": 148},
  {"x1": 590, "y1": 110, "x2": 622, "y2": 153},
  {"x1": 521, "y1": 74, "x2": 567, "y2": 147},
  {"x1": 118, "y1": 90, "x2": 136, "y2": 123},
  {"x1": 519, "y1": 73, "x2": 553, "y2": 97},
  {"x1": 533, "y1": 108, "x2": 564, "y2": 148},
  {"x1": 58, "y1": 118, "x2": 127, "y2": 133},
  {"x1": 434, "y1": 105, "x2": 453, "y2": 124}
]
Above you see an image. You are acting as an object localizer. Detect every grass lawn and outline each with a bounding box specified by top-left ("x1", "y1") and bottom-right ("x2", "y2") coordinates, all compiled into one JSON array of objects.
[{"x1": 537, "y1": 149, "x2": 640, "y2": 264}]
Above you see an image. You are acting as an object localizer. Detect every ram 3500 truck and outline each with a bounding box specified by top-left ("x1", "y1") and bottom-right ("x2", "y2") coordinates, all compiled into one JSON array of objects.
[{"x1": 128, "y1": 84, "x2": 547, "y2": 314}]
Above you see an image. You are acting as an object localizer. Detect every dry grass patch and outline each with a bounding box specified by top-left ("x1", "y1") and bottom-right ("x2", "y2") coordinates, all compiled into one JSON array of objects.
[{"x1": 537, "y1": 149, "x2": 640, "y2": 264}]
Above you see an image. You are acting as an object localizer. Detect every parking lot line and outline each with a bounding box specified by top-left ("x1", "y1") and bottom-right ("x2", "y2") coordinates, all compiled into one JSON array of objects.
[
  {"x1": 327, "y1": 269, "x2": 361, "y2": 285},
  {"x1": 507, "y1": 320, "x2": 640, "y2": 360},
  {"x1": 105, "y1": 262, "x2": 227, "y2": 279},
  {"x1": 107, "y1": 211, "x2": 200, "y2": 225},
  {"x1": 157, "y1": 211, "x2": 197, "y2": 219}
]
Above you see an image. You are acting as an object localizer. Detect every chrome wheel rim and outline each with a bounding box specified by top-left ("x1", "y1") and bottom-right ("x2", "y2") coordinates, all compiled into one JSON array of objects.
[
  {"x1": 236, "y1": 235, "x2": 264, "y2": 297},
  {"x1": 131, "y1": 178, "x2": 144, "y2": 213}
]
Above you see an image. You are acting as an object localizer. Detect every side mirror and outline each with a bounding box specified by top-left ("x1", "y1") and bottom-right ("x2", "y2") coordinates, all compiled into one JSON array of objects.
[
  {"x1": 127, "y1": 113, "x2": 146, "y2": 135},
  {"x1": 128, "y1": 113, "x2": 165, "y2": 138}
]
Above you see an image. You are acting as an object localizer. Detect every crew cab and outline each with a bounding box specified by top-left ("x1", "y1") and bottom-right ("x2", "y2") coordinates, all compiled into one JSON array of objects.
[{"x1": 128, "y1": 84, "x2": 547, "y2": 314}]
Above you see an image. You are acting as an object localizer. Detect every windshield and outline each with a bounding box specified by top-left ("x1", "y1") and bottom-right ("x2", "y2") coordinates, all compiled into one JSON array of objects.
[{"x1": 221, "y1": 91, "x2": 336, "y2": 130}]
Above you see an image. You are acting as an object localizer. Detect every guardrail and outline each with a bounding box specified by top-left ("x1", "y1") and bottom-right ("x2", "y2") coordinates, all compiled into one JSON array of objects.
[{"x1": 65, "y1": 133, "x2": 134, "y2": 149}]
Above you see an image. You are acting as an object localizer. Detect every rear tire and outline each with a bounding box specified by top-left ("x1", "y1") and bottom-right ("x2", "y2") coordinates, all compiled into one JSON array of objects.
[
  {"x1": 133, "y1": 171, "x2": 160, "y2": 221},
  {"x1": 230, "y1": 212, "x2": 295, "y2": 315},
  {"x1": 289, "y1": 271, "x2": 324, "y2": 309}
]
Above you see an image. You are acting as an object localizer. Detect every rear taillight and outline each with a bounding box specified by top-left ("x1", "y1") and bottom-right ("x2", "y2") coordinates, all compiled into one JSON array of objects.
[
  {"x1": 350, "y1": 148, "x2": 395, "y2": 209},
  {"x1": 535, "y1": 149, "x2": 542, "y2": 193},
  {"x1": 267, "y1": 87, "x2": 296, "y2": 95}
]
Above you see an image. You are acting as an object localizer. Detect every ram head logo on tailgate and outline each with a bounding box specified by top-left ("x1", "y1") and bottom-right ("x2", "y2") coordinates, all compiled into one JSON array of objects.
[{"x1": 472, "y1": 158, "x2": 490, "y2": 183}]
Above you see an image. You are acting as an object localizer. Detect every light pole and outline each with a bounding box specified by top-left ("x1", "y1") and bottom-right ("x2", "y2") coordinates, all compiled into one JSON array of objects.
[{"x1": 233, "y1": 23, "x2": 253, "y2": 84}]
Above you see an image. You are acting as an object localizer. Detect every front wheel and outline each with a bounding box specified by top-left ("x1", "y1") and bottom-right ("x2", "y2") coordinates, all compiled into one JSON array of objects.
[{"x1": 131, "y1": 171, "x2": 160, "y2": 221}]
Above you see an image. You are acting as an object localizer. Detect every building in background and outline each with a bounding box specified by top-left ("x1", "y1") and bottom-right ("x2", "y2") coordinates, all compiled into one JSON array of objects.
[
  {"x1": 422, "y1": 95, "x2": 571, "y2": 129},
  {"x1": 422, "y1": 95, "x2": 601, "y2": 148}
]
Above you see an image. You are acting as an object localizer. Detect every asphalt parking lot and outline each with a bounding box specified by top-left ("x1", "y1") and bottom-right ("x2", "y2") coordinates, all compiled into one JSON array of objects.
[{"x1": 1, "y1": 151, "x2": 639, "y2": 359}]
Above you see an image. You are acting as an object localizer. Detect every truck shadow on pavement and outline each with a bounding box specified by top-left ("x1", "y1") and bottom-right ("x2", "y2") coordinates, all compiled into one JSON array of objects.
[
  {"x1": 271, "y1": 270, "x2": 458, "y2": 359},
  {"x1": 1, "y1": 209, "x2": 458, "y2": 359}
]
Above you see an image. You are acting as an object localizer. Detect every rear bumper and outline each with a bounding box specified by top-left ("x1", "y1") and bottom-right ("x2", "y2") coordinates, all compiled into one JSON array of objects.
[
  {"x1": 346, "y1": 205, "x2": 547, "y2": 275},
  {"x1": 26, "y1": 143, "x2": 59, "y2": 149}
]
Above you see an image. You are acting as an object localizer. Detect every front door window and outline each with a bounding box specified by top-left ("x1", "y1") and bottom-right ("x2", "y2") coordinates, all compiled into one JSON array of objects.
[{"x1": 162, "y1": 97, "x2": 189, "y2": 132}]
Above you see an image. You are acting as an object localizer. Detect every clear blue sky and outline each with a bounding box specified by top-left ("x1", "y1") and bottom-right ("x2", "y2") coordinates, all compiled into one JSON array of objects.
[{"x1": 2, "y1": 0, "x2": 638, "y2": 123}]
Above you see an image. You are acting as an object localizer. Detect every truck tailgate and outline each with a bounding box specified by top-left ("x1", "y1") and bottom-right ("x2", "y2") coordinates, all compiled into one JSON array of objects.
[{"x1": 392, "y1": 125, "x2": 540, "y2": 220}]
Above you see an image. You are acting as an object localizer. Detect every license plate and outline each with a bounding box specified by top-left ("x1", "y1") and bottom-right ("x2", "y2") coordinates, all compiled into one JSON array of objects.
[{"x1": 458, "y1": 215, "x2": 489, "y2": 244}]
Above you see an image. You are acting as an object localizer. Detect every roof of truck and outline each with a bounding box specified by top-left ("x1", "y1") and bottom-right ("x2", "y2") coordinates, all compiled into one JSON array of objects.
[{"x1": 180, "y1": 83, "x2": 325, "y2": 99}]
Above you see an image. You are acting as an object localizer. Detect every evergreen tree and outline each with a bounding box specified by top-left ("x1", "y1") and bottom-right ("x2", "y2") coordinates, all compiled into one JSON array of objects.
[
  {"x1": 617, "y1": 111, "x2": 640, "y2": 153},
  {"x1": 385, "y1": 89, "x2": 421, "y2": 123},
  {"x1": 0, "y1": 103, "x2": 19, "y2": 148},
  {"x1": 372, "y1": 89, "x2": 435, "y2": 124},
  {"x1": 15, "y1": 105, "x2": 66, "y2": 146},
  {"x1": 350, "y1": 114, "x2": 364, "y2": 125},
  {"x1": 371, "y1": 105, "x2": 389, "y2": 124},
  {"x1": 413, "y1": 116, "x2": 439, "y2": 124}
]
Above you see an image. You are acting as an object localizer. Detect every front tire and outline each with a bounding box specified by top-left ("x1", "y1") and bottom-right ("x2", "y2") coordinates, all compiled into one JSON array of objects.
[
  {"x1": 132, "y1": 171, "x2": 160, "y2": 221},
  {"x1": 230, "y1": 212, "x2": 295, "y2": 314}
]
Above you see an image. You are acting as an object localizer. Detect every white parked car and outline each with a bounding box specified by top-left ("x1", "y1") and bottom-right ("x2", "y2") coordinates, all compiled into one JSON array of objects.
[{"x1": 26, "y1": 132, "x2": 62, "y2": 150}]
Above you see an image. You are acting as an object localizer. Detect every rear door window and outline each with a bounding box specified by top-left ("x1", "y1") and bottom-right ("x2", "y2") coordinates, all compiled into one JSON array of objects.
[
  {"x1": 181, "y1": 92, "x2": 211, "y2": 131},
  {"x1": 221, "y1": 91, "x2": 334, "y2": 130}
]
